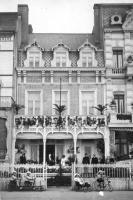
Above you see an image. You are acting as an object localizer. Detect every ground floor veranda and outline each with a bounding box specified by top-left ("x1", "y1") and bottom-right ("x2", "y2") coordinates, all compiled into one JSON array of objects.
[{"x1": 12, "y1": 126, "x2": 110, "y2": 165}]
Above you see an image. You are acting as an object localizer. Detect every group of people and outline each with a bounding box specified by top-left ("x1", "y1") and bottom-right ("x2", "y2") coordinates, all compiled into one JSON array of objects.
[
  {"x1": 74, "y1": 170, "x2": 105, "y2": 190},
  {"x1": 82, "y1": 153, "x2": 99, "y2": 165},
  {"x1": 82, "y1": 153, "x2": 107, "y2": 164},
  {"x1": 9, "y1": 170, "x2": 35, "y2": 189}
]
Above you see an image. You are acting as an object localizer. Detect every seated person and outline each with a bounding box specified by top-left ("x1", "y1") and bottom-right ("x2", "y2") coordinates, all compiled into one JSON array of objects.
[
  {"x1": 24, "y1": 171, "x2": 35, "y2": 186},
  {"x1": 9, "y1": 171, "x2": 18, "y2": 187},
  {"x1": 74, "y1": 173, "x2": 90, "y2": 189},
  {"x1": 96, "y1": 170, "x2": 105, "y2": 187}
]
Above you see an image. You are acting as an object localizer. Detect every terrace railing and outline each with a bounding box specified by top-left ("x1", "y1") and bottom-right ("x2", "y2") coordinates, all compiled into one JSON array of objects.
[{"x1": 15, "y1": 115, "x2": 106, "y2": 131}]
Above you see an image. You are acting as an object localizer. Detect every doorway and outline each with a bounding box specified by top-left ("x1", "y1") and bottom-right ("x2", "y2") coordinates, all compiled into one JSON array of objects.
[{"x1": 46, "y1": 144, "x2": 55, "y2": 165}]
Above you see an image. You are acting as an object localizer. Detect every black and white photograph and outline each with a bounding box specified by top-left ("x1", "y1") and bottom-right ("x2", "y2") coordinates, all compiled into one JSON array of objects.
[{"x1": 0, "y1": 0, "x2": 133, "y2": 199}]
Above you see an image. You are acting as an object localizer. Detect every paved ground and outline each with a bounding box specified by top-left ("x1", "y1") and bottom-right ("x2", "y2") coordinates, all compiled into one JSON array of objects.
[{"x1": 0, "y1": 188, "x2": 133, "y2": 200}]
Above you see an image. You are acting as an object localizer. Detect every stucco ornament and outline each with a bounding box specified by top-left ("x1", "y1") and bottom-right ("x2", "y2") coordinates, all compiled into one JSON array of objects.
[
  {"x1": 122, "y1": 9, "x2": 133, "y2": 30},
  {"x1": 127, "y1": 55, "x2": 133, "y2": 64}
]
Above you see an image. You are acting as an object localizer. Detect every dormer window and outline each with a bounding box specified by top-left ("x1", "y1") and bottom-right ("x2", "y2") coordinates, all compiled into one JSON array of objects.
[
  {"x1": 29, "y1": 52, "x2": 40, "y2": 67},
  {"x1": 82, "y1": 51, "x2": 92, "y2": 67},
  {"x1": 51, "y1": 43, "x2": 71, "y2": 67},
  {"x1": 24, "y1": 41, "x2": 45, "y2": 68},
  {"x1": 55, "y1": 52, "x2": 67, "y2": 67},
  {"x1": 77, "y1": 40, "x2": 97, "y2": 67}
]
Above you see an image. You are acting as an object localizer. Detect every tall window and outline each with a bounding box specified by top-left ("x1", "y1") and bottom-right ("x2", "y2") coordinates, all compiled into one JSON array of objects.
[
  {"x1": 82, "y1": 52, "x2": 92, "y2": 67},
  {"x1": 81, "y1": 91, "x2": 94, "y2": 115},
  {"x1": 55, "y1": 52, "x2": 67, "y2": 67},
  {"x1": 114, "y1": 94, "x2": 125, "y2": 113},
  {"x1": 113, "y1": 50, "x2": 123, "y2": 68},
  {"x1": 54, "y1": 91, "x2": 68, "y2": 115},
  {"x1": 115, "y1": 132, "x2": 128, "y2": 159},
  {"x1": 28, "y1": 91, "x2": 41, "y2": 115},
  {"x1": 29, "y1": 52, "x2": 40, "y2": 67}
]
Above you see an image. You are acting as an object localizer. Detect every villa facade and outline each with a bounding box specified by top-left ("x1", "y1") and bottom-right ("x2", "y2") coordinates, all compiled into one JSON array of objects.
[{"x1": 0, "y1": 3, "x2": 133, "y2": 165}]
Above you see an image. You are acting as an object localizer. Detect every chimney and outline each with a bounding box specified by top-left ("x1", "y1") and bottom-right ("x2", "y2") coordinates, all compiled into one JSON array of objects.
[
  {"x1": 18, "y1": 4, "x2": 29, "y2": 45},
  {"x1": 93, "y1": 4, "x2": 103, "y2": 48}
]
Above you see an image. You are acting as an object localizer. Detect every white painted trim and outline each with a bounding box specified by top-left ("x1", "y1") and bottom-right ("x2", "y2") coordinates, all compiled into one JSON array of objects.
[
  {"x1": 25, "y1": 89, "x2": 43, "y2": 115},
  {"x1": 52, "y1": 89, "x2": 70, "y2": 115},
  {"x1": 79, "y1": 89, "x2": 97, "y2": 115}
]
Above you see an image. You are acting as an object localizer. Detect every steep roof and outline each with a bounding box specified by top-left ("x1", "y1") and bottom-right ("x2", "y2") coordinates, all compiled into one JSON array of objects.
[
  {"x1": 28, "y1": 33, "x2": 95, "y2": 51},
  {"x1": 0, "y1": 12, "x2": 18, "y2": 31}
]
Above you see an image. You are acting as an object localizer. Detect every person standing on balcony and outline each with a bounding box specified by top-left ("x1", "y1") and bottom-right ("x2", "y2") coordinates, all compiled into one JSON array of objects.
[
  {"x1": 91, "y1": 154, "x2": 98, "y2": 164},
  {"x1": 82, "y1": 153, "x2": 90, "y2": 164},
  {"x1": 20, "y1": 153, "x2": 27, "y2": 164}
]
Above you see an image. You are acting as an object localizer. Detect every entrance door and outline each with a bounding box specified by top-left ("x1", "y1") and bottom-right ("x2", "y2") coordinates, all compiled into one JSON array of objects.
[{"x1": 46, "y1": 145, "x2": 55, "y2": 165}]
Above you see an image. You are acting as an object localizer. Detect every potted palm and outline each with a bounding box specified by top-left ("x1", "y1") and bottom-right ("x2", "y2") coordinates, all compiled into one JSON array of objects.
[
  {"x1": 12, "y1": 102, "x2": 24, "y2": 114},
  {"x1": 53, "y1": 104, "x2": 66, "y2": 128},
  {"x1": 93, "y1": 104, "x2": 108, "y2": 115},
  {"x1": 110, "y1": 99, "x2": 116, "y2": 111}
]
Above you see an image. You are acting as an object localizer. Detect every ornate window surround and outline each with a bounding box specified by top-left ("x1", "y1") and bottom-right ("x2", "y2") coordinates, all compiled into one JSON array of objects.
[
  {"x1": 52, "y1": 89, "x2": 70, "y2": 115},
  {"x1": 24, "y1": 41, "x2": 45, "y2": 68},
  {"x1": 77, "y1": 40, "x2": 98, "y2": 67},
  {"x1": 51, "y1": 43, "x2": 71, "y2": 67},
  {"x1": 79, "y1": 89, "x2": 97, "y2": 116},
  {"x1": 25, "y1": 89, "x2": 43, "y2": 115}
]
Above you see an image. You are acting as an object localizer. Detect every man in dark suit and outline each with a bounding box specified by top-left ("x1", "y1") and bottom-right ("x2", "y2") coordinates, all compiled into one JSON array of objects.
[
  {"x1": 91, "y1": 154, "x2": 98, "y2": 164},
  {"x1": 82, "y1": 153, "x2": 90, "y2": 164}
]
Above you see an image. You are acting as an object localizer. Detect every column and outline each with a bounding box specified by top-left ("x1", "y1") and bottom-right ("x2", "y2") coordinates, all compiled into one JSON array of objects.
[
  {"x1": 104, "y1": 127, "x2": 110, "y2": 158},
  {"x1": 51, "y1": 71, "x2": 53, "y2": 84},
  {"x1": 77, "y1": 71, "x2": 80, "y2": 84},
  {"x1": 69, "y1": 71, "x2": 72, "y2": 84},
  {"x1": 23, "y1": 70, "x2": 26, "y2": 83},
  {"x1": 96, "y1": 70, "x2": 99, "y2": 84},
  {"x1": 42, "y1": 70, "x2": 45, "y2": 83},
  {"x1": 43, "y1": 138, "x2": 46, "y2": 164},
  {"x1": 12, "y1": 133, "x2": 16, "y2": 165}
]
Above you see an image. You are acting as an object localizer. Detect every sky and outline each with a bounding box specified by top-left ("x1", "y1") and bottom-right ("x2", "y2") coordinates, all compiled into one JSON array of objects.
[{"x1": 0, "y1": 0, "x2": 133, "y2": 33}]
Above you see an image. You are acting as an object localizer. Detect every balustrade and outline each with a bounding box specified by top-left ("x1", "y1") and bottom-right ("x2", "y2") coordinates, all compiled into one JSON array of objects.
[
  {"x1": 15, "y1": 115, "x2": 106, "y2": 131},
  {"x1": 109, "y1": 113, "x2": 133, "y2": 124}
]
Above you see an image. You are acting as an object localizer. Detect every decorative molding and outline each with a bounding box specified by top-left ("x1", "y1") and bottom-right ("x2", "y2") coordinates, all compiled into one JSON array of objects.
[
  {"x1": 24, "y1": 41, "x2": 44, "y2": 52},
  {"x1": 123, "y1": 9, "x2": 133, "y2": 31}
]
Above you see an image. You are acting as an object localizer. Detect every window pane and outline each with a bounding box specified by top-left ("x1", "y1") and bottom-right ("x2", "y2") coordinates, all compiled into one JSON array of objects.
[
  {"x1": 62, "y1": 57, "x2": 66, "y2": 67},
  {"x1": 56, "y1": 57, "x2": 60, "y2": 67},
  {"x1": 35, "y1": 57, "x2": 39, "y2": 67},
  {"x1": 82, "y1": 100, "x2": 87, "y2": 115},
  {"x1": 113, "y1": 50, "x2": 123, "y2": 68},
  {"x1": 29, "y1": 57, "x2": 34, "y2": 67},
  {"x1": 82, "y1": 57, "x2": 87, "y2": 67},
  {"x1": 28, "y1": 100, "x2": 33, "y2": 115},
  {"x1": 28, "y1": 91, "x2": 40, "y2": 115},
  {"x1": 54, "y1": 91, "x2": 68, "y2": 114},
  {"x1": 114, "y1": 94, "x2": 124, "y2": 113},
  {"x1": 35, "y1": 100, "x2": 40, "y2": 115}
]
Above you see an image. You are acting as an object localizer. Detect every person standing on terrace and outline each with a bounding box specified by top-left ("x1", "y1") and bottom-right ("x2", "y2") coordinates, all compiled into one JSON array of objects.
[{"x1": 82, "y1": 153, "x2": 90, "y2": 164}]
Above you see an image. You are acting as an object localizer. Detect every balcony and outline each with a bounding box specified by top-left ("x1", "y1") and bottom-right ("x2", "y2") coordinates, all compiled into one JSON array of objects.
[
  {"x1": 106, "y1": 67, "x2": 126, "y2": 77},
  {"x1": 0, "y1": 96, "x2": 14, "y2": 110},
  {"x1": 15, "y1": 115, "x2": 106, "y2": 133},
  {"x1": 108, "y1": 113, "x2": 133, "y2": 125}
]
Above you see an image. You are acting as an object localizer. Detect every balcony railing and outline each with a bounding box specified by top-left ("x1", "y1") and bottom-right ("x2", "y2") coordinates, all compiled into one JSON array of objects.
[
  {"x1": 112, "y1": 68, "x2": 125, "y2": 74},
  {"x1": 109, "y1": 113, "x2": 133, "y2": 124},
  {"x1": 15, "y1": 115, "x2": 106, "y2": 130},
  {"x1": 0, "y1": 96, "x2": 14, "y2": 109}
]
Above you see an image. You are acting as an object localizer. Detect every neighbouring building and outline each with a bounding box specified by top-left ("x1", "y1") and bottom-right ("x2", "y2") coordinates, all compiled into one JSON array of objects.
[
  {"x1": 94, "y1": 3, "x2": 133, "y2": 160},
  {"x1": 1, "y1": 3, "x2": 133, "y2": 165},
  {"x1": 0, "y1": 4, "x2": 31, "y2": 163}
]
